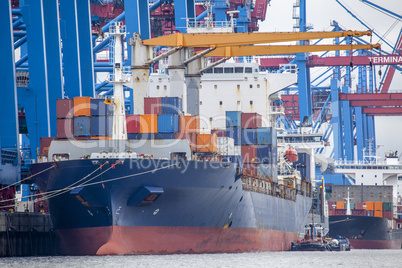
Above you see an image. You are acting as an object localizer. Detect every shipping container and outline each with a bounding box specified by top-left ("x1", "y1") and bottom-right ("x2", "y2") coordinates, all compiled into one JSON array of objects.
[
  {"x1": 383, "y1": 210, "x2": 393, "y2": 220},
  {"x1": 226, "y1": 127, "x2": 241, "y2": 145},
  {"x1": 222, "y1": 155, "x2": 243, "y2": 174},
  {"x1": 226, "y1": 111, "x2": 242, "y2": 127},
  {"x1": 196, "y1": 133, "x2": 218, "y2": 153},
  {"x1": 144, "y1": 97, "x2": 162, "y2": 114},
  {"x1": 336, "y1": 201, "x2": 345, "y2": 209},
  {"x1": 39, "y1": 137, "x2": 56, "y2": 156},
  {"x1": 258, "y1": 163, "x2": 272, "y2": 178},
  {"x1": 175, "y1": 132, "x2": 197, "y2": 150},
  {"x1": 57, "y1": 118, "x2": 74, "y2": 138},
  {"x1": 335, "y1": 209, "x2": 346, "y2": 216},
  {"x1": 374, "y1": 202, "x2": 383, "y2": 211},
  {"x1": 241, "y1": 112, "x2": 262, "y2": 129},
  {"x1": 74, "y1": 117, "x2": 91, "y2": 137},
  {"x1": 256, "y1": 127, "x2": 277, "y2": 146},
  {"x1": 241, "y1": 145, "x2": 274, "y2": 164},
  {"x1": 365, "y1": 201, "x2": 374, "y2": 211},
  {"x1": 90, "y1": 98, "x2": 114, "y2": 117},
  {"x1": 127, "y1": 133, "x2": 141, "y2": 140},
  {"x1": 328, "y1": 208, "x2": 335, "y2": 216},
  {"x1": 211, "y1": 129, "x2": 226, "y2": 137},
  {"x1": 56, "y1": 99, "x2": 74, "y2": 119},
  {"x1": 356, "y1": 202, "x2": 366, "y2": 210},
  {"x1": 157, "y1": 114, "x2": 179, "y2": 133},
  {"x1": 374, "y1": 210, "x2": 383, "y2": 218},
  {"x1": 383, "y1": 202, "x2": 393, "y2": 211},
  {"x1": 90, "y1": 136, "x2": 111, "y2": 140},
  {"x1": 126, "y1": 114, "x2": 140, "y2": 133},
  {"x1": 241, "y1": 128, "x2": 257, "y2": 145},
  {"x1": 73, "y1": 96, "x2": 91, "y2": 117},
  {"x1": 348, "y1": 202, "x2": 356, "y2": 210},
  {"x1": 139, "y1": 114, "x2": 158, "y2": 133},
  {"x1": 161, "y1": 97, "x2": 182, "y2": 115},
  {"x1": 366, "y1": 210, "x2": 374, "y2": 217},
  {"x1": 179, "y1": 115, "x2": 200, "y2": 133},
  {"x1": 243, "y1": 163, "x2": 258, "y2": 178},
  {"x1": 234, "y1": 145, "x2": 241, "y2": 156},
  {"x1": 217, "y1": 137, "x2": 235, "y2": 155},
  {"x1": 90, "y1": 116, "x2": 108, "y2": 137},
  {"x1": 328, "y1": 201, "x2": 336, "y2": 210},
  {"x1": 351, "y1": 209, "x2": 365, "y2": 216}
]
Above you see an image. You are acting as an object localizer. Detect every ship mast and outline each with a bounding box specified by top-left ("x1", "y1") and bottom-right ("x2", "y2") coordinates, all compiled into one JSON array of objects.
[{"x1": 107, "y1": 22, "x2": 129, "y2": 143}]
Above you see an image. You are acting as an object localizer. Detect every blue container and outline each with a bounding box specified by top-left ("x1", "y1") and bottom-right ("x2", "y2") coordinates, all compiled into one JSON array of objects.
[
  {"x1": 226, "y1": 127, "x2": 241, "y2": 145},
  {"x1": 90, "y1": 116, "x2": 108, "y2": 136},
  {"x1": 242, "y1": 129, "x2": 257, "y2": 145},
  {"x1": 255, "y1": 145, "x2": 277, "y2": 164},
  {"x1": 257, "y1": 127, "x2": 277, "y2": 145},
  {"x1": 161, "y1": 97, "x2": 182, "y2": 115},
  {"x1": 90, "y1": 99, "x2": 113, "y2": 117},
  {"x1": 258, "y1": 163, "x2": 272, "y2": 178},
  {"x1": 155, "y1": 132, "x2": 176, "y2": 139},
  {"x1": 226, "y1": 111, "x2": 242, "y2": 127},
  {"x1": 222, "y1": 155, "x2": 243, "y2": 174},
  {"x1": 74, "y1": 117, "x2": 91, "y2": 137},
  {"x1": 157, "y1": 114, "x2": 179, "y2": 133}
]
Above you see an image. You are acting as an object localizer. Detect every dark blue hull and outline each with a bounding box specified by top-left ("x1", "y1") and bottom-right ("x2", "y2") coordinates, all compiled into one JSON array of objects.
[{"x1": 31, "y1": 158, "x2": 312, "y2": 255}]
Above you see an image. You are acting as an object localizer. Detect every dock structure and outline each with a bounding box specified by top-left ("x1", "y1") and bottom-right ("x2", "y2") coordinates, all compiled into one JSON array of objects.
[{"x1": 0, "y1": 212, "x2": 57, "y2": 257}]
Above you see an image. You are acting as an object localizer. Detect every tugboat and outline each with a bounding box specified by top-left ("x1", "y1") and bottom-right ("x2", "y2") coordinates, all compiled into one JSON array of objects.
[
  {"x1": 328, "y1": 236, "x2": 351, "y2": 251},
  {"x1": 291, "y1": 223, "x2": 332, "y2": 251}
]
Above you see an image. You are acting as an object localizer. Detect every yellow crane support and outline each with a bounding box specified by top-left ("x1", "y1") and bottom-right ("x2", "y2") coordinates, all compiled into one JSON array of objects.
[
  {"x1": 141, "y1": 31, "x2": 373, "y2": 48},
  {"x1": 201, "y1": 44, "x2": 381, "y2": 57}
]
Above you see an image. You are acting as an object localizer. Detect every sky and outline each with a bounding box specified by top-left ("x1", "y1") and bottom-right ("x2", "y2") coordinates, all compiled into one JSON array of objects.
[{"x1": 258, "y1": 0, "x2": 402, "y2": 160}]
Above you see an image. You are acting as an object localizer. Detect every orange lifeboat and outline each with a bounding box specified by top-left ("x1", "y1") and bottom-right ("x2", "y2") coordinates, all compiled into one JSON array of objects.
[{"x1": 285, "y1": 147, "x2": 298, "y2": 162}]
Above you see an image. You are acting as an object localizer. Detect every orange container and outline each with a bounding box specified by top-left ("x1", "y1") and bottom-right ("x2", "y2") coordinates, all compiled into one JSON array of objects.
[
  {"x1": 365, "y1": 201, "x2": 374, "y2": 211},
  {"x1": 179, "y1": 115, "x2": 200, "y2": 133},
  {"x1": 90, "y1": 136, "x2": 112, "y2": 140},
  {"x1": 139, "y1": 114, "x2": 158, "y2": 133},
  {"x1": 336, "y1": 201, "x2": 345, "y2": 209},
  {"x1": 73, "y1": 97, "x2": 92, "y2": 117},
  {"x1": 374, "y1": 202, "x2": 383, "y2": 211},
  {"x1": 374, "y1": 210, "x2": 383, "y2": 218},
  {"x1": 196, "y1": 133, "x2": 218, "y2": 153}
]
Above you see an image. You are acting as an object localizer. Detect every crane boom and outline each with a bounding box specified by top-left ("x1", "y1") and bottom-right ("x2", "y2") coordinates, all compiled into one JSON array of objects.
[
  {"x1": 201, "y1": 44, "x2": 381, "y2": 57},
  {"x1": 141, "y1": 31, "x2": 373, "y2": 47}
]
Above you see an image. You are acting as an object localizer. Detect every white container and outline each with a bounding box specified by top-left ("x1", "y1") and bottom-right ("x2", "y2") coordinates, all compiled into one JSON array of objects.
[
  {"x1": 234, "y1": 145, "x2": 242, "y2": 156},
  {"x1": 217, "y1": 137, "x2": 235, "y2": 155}
]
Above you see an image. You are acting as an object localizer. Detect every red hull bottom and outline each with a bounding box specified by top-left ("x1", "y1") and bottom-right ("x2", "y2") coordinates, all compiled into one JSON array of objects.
[
  {"x1": 56, "y1": 226, "x2": 299, "y2": 255},
  {"x1": 349, "y1": 239, "x2": 402, "y2": 250}
]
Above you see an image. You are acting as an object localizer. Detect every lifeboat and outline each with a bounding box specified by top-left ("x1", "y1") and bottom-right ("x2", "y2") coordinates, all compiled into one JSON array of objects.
[{"x1": 285, "y1": 146, "x2": 298, "y2": 162}]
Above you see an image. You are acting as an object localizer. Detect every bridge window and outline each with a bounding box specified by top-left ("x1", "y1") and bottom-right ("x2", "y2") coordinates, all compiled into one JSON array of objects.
[
  {"x1": 224, "y1": 67, "x2": 234, "y2": 73},
  {"x1": 214, "y1": 68, "x2": 223, "y2": 73},
  {"x1": 235, "y1": 67, "x2": 243, "y2": 73},
  {"x1": 245, "y1": 67, "x2": 252, "y2": 73}
]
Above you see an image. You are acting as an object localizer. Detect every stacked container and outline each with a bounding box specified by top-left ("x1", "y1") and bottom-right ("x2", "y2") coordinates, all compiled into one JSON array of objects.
[
  {"x1": 196, "y1": 133, "x2": 218, "y2": 153},
  {"x1": 39, "y1": 137, "x2": 56, "y2": 156},
  {"x1": 73, "y1": 97, "x2": 92, "y2": 137},
  {"x1": 217, "y1": 137, "x2": 235, "y2": 155},
  {"x1": 161, "y1": 97, "x2": 182, "y2": 115},
  {"x1": 144, "y1": 97, "x2": 162, "y2": 114},
  {"x1": 225, "y1": 111, "x2": 241, "y2": 146},
  {"x1": 56, "y1": 99, "x2": 74, "y2": 139},
  {"x1": 90, "y1": 99, "x2": 113, "y2": 138}
]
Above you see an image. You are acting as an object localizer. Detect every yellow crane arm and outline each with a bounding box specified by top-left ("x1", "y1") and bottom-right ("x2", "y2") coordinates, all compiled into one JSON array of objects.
[
  {"x1": 201, "y1": 44, "x2": 381, "y2": 57},
  {"x1": 141, "y1": 31, "x2": 373, "y2": 47}
]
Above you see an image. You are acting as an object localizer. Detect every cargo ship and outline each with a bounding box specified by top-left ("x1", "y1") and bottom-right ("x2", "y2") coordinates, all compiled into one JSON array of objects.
[
  {"x1": 29, "y1": 24, "x2": 313, "y2": 255},
  {"x1": 327, "y1": 185, "x2": 402, "y2": 249}
]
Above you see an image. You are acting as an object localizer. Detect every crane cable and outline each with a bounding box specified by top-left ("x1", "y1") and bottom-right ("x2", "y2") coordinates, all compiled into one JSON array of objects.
[{"x1": 0, "y1": 164, "x2": 56, "y2": 192}]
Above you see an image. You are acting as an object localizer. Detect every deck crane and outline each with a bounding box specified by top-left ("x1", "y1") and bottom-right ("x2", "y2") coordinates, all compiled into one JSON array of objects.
[{"x1": 130, "y1": 30, "x2": 379, "y2": 115}]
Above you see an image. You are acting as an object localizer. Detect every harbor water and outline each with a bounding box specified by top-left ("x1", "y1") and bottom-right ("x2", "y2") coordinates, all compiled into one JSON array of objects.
[{"x1": 0, "y1": 250, "x2": 400, "y2": 268}]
